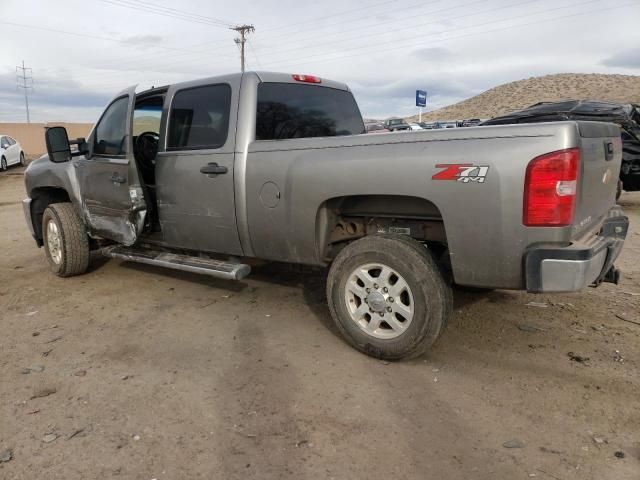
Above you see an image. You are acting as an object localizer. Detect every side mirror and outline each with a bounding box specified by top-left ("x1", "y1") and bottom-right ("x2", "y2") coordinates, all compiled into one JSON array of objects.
[{"x1": 45, "y1": 126, "x2": 72, "y2": 163}]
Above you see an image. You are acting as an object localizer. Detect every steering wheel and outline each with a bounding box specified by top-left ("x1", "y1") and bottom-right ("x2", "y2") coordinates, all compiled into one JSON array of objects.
[{"x1": 135, "y1": 131, "x2": 160, "y2": 171}]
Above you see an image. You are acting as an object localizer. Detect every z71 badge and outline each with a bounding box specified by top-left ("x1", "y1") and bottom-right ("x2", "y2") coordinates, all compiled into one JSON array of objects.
[{"x1": 432, "y1": 164, "x2": 490, "y2": 183}]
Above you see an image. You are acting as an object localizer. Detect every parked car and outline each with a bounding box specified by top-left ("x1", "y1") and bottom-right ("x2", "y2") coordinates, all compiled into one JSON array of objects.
[
  {"x1": 0, "y1": 135, "x2": 25, "y2": 170},
  {"x1": 384, "y1": 118, "x2": 411, "y2": 132},
  {"x1": 23, "y1": 71, "x2": 628, "y2": 360},
  {"x1": 408, "y1": 123, "x2": 423, "y2": 131},
  {"x1": 365, "y1": 123, "x2": 390, "y2": 134},
  {"x1": 461, "y1": 118, "x2": 482, "y2": 127},
  {"x1": 482, "y1": 101, "x2": 640, "y2": 197}
]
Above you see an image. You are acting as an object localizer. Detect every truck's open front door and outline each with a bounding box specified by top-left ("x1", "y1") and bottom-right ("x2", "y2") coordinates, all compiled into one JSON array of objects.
[{"x1": 76, "y1": 85, "x2": 147, "y2": 245}]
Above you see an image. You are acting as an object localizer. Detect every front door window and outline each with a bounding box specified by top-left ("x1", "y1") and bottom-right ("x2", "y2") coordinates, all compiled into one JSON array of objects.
[{"x1": 94, "y1": 96, "x2": 129, "y2": 156}]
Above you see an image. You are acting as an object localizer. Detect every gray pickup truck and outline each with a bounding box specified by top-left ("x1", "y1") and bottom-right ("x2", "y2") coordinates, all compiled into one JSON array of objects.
[{"x1": 23, "y1": 71, "x2": 629, "y2": 360}]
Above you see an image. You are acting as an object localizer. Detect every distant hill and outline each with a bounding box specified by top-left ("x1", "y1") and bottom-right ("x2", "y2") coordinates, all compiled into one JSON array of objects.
[
  {"x1": 133, "y1": 116, "x2": 160, "y2": 136},
  {"x1": 407, "y1": 73, "x2": 640, "y2": 122}
]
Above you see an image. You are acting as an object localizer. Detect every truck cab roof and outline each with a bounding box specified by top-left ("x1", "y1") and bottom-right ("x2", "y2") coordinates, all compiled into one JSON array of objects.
[{"x1": 135, "y1": 71, "x2": 351, "y2": 99}]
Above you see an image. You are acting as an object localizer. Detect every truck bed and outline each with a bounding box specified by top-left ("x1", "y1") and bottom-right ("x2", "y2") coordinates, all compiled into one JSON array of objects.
[{"x1": 242, "y1": 121, "x2": 622, "y2": 289}]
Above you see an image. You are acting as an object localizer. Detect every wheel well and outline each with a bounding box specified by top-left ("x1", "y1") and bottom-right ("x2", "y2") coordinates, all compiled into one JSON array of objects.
[
  {"x1": 30, "y1": 187, "x2": 72, "y2": 246},
  {"x1": 316, "y1": 195, "x2": 448, "y2": 262}
]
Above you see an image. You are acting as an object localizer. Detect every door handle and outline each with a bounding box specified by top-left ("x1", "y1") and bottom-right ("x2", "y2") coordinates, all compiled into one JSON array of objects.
[
  {"x1": 200, "y1": 162, "x2": 228, "y2": 175},
  {"x1": 111, "y1": 173, "x2": 126, "y2": 184}
]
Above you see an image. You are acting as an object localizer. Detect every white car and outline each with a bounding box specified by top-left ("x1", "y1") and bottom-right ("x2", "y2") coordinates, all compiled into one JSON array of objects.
[
  {"x1": 0, "y1": 135, "x2": 25, "y2": 171},
  {"x1": 408, "y1": 123, "x2": 423, "y2": 130}
]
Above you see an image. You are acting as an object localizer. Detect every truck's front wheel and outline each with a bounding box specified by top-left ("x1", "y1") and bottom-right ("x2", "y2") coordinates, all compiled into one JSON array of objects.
[
  {"x1": 42, "y1": 203, "x2": 90, "y2": 277},
  {"x1": 327, "y1": 234, "x2": 452, "y2": 360}
]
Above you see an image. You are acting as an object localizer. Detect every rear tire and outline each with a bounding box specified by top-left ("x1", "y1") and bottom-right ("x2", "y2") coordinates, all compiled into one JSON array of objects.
[
  {"x1": 20, "y1": 152, "x2": 25, "y2": 166},
  {"x1": 42, "y1": 203, "x2": 90, "y2": 277},
  {"x1": 1, "y1": 156, "x2": 6, "y2": 171},
  {"x1": 326, "y1": 234, "x2": 452, "y2": 360}
]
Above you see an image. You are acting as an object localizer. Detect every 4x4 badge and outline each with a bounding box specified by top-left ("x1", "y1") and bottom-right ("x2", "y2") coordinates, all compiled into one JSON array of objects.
[{"x1": 432, "y1": 164, "x2": 490, "y2": 183}]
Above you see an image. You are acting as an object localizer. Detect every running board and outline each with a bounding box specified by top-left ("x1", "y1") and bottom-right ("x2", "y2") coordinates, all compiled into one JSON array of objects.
[{"x1": 103, "y1": 246, "x2": 251, "y2": 280}]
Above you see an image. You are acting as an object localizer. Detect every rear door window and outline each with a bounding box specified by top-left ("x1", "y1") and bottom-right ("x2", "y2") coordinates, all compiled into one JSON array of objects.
[
  {"x1": 167, "y1": 84, "x2": 231, "y2": 150},
  {"x1": 256, "y1": 83, "x2": 365, "y2": 140}
]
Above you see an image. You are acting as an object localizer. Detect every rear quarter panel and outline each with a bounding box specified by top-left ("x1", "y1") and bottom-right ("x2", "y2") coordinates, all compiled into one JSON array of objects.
[{"x1": 243, "y1": 122, "x2": 586, "y2": 289}]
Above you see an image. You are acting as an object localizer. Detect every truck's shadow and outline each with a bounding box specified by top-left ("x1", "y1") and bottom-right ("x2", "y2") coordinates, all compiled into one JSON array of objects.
[
  {"x1": 111, "y1": 258, "x2": 502, "y2": 344},
  {"x1": 99, "y1": 259, "x2": 626, "y2": 394},
  {"x1": 249, "y1": 262, "x2": 340, "y2": 337}
]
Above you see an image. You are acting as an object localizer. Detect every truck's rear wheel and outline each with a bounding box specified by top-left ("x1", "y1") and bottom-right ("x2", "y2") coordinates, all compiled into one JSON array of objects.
[
  {"x1": 327, "y1": 234, "x2": 452, "y2": 360},
  {"x1": 42, "y1": 203, "x2": 90, "y2": 277}
]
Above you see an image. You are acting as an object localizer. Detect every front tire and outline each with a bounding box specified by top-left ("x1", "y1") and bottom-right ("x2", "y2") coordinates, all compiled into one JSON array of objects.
[
  {"x1": 42, "y1": 203, "x2": 90, "y2": 277},
  {"x1": 1, "y1": 156, "x2": 6, "y2": 171},
  {"x1": 19, "y1": 152, "x2": 25, "y2": 166},
  {"x1": 327, "y1": 234, "x2": 452, "y2": 360}
]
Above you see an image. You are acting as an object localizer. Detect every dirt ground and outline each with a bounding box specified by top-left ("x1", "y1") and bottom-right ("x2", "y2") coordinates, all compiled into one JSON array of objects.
[{"x1": 1, "y1": 167, "x2": 639, "y2": 480}]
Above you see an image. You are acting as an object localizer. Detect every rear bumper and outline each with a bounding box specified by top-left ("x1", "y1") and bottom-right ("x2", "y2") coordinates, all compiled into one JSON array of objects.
[{"x1": 525, "y1": 206, "x2": 629, "y2": 293}]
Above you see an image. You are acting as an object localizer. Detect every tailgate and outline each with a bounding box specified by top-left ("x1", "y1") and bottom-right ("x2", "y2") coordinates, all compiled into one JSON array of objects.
[{"x1": 573, "y1": 122, "x2": 622, "y2": 234}]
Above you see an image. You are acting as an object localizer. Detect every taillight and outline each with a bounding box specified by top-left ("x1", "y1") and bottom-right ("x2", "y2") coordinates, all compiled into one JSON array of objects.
[
  {"x1": 523, "y1": 148, "x2": 580, "y2": 226},
  {"x1": 292, "y1": 74, "x2": 321, "y2": 84}
]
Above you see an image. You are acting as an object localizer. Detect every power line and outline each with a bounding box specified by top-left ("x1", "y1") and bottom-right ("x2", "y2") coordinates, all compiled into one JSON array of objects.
[
  {"x1": 260, "y1": 0, "x2": 437, "y2": 41},
  {"x1": 43, "y1": 39, "x2": 243, "y2": 87},
  {"x1": 112, "y1": 0, "x2": 235, "y2": 25},
  {"x1": 266, "y1": 1, "x2": 638, "y2": 70},
  {"x1": 0, "y1": 19, "x2": 252, "y2": 86},
  {"x1": 16, "y1": 61, "x2": 33, "y2": 123},
  {"x1": 82, "y1": 39, "x2": 237, "y2": 73},
  {"x1": 231, "y1": 25, "x2": 255, "y2": 72},
  {"x1": 254, "y1": 0, "x2": 544, "y2": 62},
  {"x1": 0, "y1": 21, "x2": 234, "y2": 56},
  {"x1": 253, "y1": 0, "x2": 508, "y2": 58},
  {"x1": 259, "y1": 0, "x2": 610, "y2": 68},
  {"x1": 260, "y1": 0, "x2": 409, "y2": 33},
  {"x1": 247, "y1": 38, "x2": 263, "y2": 70},
  {"x1": 97, "y1": 0, "x2": 236, "y2": 28}
]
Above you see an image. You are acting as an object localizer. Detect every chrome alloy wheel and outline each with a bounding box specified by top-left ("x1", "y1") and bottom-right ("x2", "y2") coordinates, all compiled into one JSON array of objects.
[
  {"x1": 46, "y1": 219, "x2": 62, "y2": 265},
  {"x1": 344, "y1": 263, "x2": 415, "y2": 339}
]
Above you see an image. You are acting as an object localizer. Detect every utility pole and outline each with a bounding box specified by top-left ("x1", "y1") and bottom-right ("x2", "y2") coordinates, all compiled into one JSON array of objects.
[
  {"x1": 16, "y1": 61, "x2": 33, "y2": 123},
  {"x1": 231, "y1": 24, "x2": 255, "y2": 72}
]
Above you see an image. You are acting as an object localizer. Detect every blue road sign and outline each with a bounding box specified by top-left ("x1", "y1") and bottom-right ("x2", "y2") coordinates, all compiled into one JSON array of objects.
[{"x1": 416, "y1": 90, "x2": 427, "y2": 107}]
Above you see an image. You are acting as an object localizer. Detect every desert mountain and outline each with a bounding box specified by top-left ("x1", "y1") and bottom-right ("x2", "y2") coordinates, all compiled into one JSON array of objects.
[{"x1": 407, "y1": 73, "x2": 640, "y2": 122}]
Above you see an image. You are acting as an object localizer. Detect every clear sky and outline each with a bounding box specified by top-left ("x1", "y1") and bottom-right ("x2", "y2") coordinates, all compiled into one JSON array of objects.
[{"x1": 1, "y1": 0, "x2": 639, "y2": 123}]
